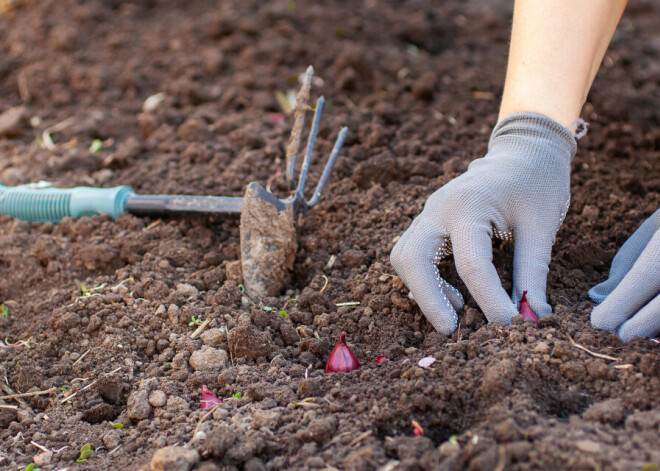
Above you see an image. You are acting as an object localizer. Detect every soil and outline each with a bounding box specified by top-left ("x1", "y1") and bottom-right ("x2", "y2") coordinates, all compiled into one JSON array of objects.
[{"x1": 1, "y1": 1, "x2": 659, "y2": 470}]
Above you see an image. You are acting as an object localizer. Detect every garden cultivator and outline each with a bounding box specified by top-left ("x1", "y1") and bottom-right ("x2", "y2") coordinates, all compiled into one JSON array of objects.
[{"x1": 0, "y1": 66, "x2": 348, "y2": 298}]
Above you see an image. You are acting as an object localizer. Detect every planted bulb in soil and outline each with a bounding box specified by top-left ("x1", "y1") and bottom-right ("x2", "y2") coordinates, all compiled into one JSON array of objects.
[
  {"x1": 518, "y1": 291, "x2": 539, "y2": 325},
  {"x1": 200, "y1": 385, "x2": 222, "y2": 408},
  {"x1": 325, "y1": 332, "x2": 360, "y2": 373}
]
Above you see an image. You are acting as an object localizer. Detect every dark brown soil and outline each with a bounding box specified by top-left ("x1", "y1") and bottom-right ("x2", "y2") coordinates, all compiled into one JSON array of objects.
[{"x1": 1, "y1": 1, "x2": 659, "y2": 470}]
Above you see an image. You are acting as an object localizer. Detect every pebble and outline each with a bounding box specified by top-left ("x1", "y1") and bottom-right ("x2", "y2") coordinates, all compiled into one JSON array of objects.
[
  {"x1": 33, "y1": 451, "x2": 53, "y2": 466},
  {"x1": 189, "y1": 346, "x2": 228, "y2": 371},
  {"x1": 533, "y1": 342, "x2": 551, "y2": 354},
  {"x1": 0, "y1": 105, "x2": 29, "y2": 137},
  {"x1": 176, "y1": 283, "x2": 199, "y2": 298},
  {"x1": 149, "y1": 390, "x2": 167, "y2": 407},
  {"x1": 102, "y1": 430, "x2": 121, "y2": 450},
  {"x1": 150, "y1": 446, "x2": 200, "y2": 471},
  {"x1": 127, "y1": 390, "x2": 152, "y2": 420},
  {"x1": 200, "y1": 328, "x2": 226, "y2": 347},
  {"x1": 576, "y1": 440, "x2": 602, "y2": 453}
]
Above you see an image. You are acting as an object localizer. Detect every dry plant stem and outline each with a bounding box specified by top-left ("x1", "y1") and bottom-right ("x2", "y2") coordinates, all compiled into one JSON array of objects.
[
  {"x1": 566, "y1": 334, "x2": 619, "y2": 361},
  {"x1": 60, "y1": 380, "x2": 97, "y2": 403},
  {"x1": 187, "y1": 404, "x2": 222, "y2": 447},
  {"x1": 0, "y1": 387, "x2": 58, "y2": 401},
  {"x1": 285, "y1": 65, "x2": 313, "y2": 190},
  {"x1": 72, "y1": 348, "x2": 91, "y2": 366},
  {"x1": 190, "y1": 319, "x2": 210, "y2": 339},
  {"x1": 0, "y1": 404, "x2": 18, "y2": 409}
]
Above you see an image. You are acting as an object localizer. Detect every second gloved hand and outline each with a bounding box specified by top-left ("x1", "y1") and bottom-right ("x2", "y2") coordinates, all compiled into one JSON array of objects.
[
  {"x1": 589, "y1": 208, "x2": 660, "y2": 341},
  {"x1": 390, "y1": 112, "x2": 577, "y2": 335}
]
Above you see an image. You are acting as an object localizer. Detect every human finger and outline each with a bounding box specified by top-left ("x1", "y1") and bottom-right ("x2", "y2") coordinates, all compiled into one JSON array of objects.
[
  {"x1": 617, "y1": 292, "x2": 660, "y2": 342},
  {"x1": 391, "y1": 218, "x2": 461, "y2": 335},
  {"x1": 451, "y1": 221, "x2": 517, "y2": 324}
]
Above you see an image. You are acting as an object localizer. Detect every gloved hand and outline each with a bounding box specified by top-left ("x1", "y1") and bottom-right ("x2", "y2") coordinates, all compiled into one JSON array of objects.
[
  {"x1": 589, "y1": 209, "x2": 660, "y2": 341},
  {"x1": 390, "y1": 112, "x2": 577, "y2": 334}
]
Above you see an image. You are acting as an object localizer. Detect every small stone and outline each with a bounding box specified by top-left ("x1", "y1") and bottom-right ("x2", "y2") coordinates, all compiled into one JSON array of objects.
[
  {"x1": 200, "y1": 328, "x2": 226, "y2": 347},
  {"x1": 225, "y1": 260, "x2": 243, "y2": 283},
  {"x1": 33, "y1": 450, "x2": 53, "y2": 466},
  {"x1": 176, "y1": 283, "x2": 199, "y2": 298},
  {"x1": 576, "y1": 440, "x2": 601, "y2": 453},
  {"x1": 168, "y1": 304, "x2": 181, "y2": 324},
  {"x1": 533, "y1": 342, "x2": 551, "y2": 354},
  {"x1": 127, "y1": 390, "x2": 152, "y2": 420},
  {"x1": 150, "y1": 446, "x2": 200, "y2": 471},
  {"x1": 155, "y1": 304, "x2": 167, "y2": 316},
  {"x1": 0, "y1": 106, "x2": 30, "y2": 137},
  {"x1": 149, "y1": 390, "x2": 167, "y2": 407},
  {"x1": 438, "y1": 441, "x2": 460, "y2": 457},
  {"x1": 189, "y1": 346, "x2": 228, "y2": 371},
  {"x1": 102, "y1": 430, "x2": 121, "y2": 449},
  {"x1": 581, "y1": 205, "x2": 600, "y2": 222}
]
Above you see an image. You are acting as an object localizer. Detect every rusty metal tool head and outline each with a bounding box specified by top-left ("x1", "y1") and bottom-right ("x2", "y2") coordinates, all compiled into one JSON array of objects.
[{"x1": 240, "y1": 66, "x2": 348, "y2": 298}]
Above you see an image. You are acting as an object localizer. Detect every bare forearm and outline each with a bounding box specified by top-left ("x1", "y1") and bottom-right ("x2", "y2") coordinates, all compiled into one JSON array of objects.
[{"x1": 499, "y1": 0, "x2": 628, "y2": 130}]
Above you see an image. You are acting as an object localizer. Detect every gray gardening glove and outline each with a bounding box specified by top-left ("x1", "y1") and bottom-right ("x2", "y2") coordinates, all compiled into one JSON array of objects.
[
  {"x1": 390, "y1": 112, "x2": 577, "y2": 335},
  {"x1": 589, "y1": 209, "x2": 660, "y2": 341}
]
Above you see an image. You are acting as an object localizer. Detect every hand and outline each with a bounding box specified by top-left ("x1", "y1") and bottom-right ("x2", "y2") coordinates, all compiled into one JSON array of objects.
[
  {"x1": 390, "y1": 112, "x2": 577, "y2": 335},
  {"x1": 589, "y1": 209, "x2": 660, "y2": 341}
]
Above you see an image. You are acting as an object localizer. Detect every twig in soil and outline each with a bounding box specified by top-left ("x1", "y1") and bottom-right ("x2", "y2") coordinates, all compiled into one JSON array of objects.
[
  {"x1": 187, "y1": 404, "x2": 222, "y2": 447},
  {"x1": 320, "y1": 275, "x2": 329, "y2": 293},
  {"x1": 0, "y1": 404, "x2": 18, "y2": 409},
  {"x1": 613, "y1": 364, "x2": 633, "y2": 370},
  {"x1": 108, "y1": 444, "x2": 122, "y2": 455},
  {"x1": 335, "y1": 301, "x2": 360, "y2": 307},
  {"x1": 30, "y1": 441, "x2": 51, "y2": 453},
  {"x1": 349, "y1": 430, "x2": 372, "y2": 448},
  {"x1": 566, "y1": 334, "x2": 619, "y2": 361},
  {"x1": 190, "y1": 319, "x2": 210, "y2": 339},
  {"x1": 72, "y1": 348, "x2": 91, "y2": 366},
  {"x1": 493, "y1": 445, "x2": 506, "y2": 471},
  {"x1": 17, "y1": 71, "x2": 30, "y2": 101},
  {"x1": 145, "y1": 220, "x2": 161, "y2": 231},
  {"x1": 0, "y1": 387, "x2": 57, "y2": 401},
  {"x1": 60, "y1": 380, "x2": 97, "y2": 403}
]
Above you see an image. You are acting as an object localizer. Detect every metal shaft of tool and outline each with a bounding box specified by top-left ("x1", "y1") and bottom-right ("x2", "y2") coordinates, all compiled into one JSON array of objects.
[
  {"x1": 125, "y1": 194, "x2": 243, "y2": 216},
  {"x1": 306, "y1": 126, "x2": 348, "y2": 208},
  {"x1": 295, "y1": 96, "x2": 325, "y2": 199}
]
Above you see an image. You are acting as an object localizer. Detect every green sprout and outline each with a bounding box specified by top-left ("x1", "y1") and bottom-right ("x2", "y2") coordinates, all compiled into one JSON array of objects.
[
  {"x1": 232, "y1": 392, "x2": 242, "y2": 398},
  {"x1": 188, "y1": 315, "x2": 202, "y2": 327},
  {"x1": 80, "y1": 283, "x2": 106, "y2": 297},
  {"x1": 278, "y1": 310, "x2": 288, "y2": 318},
  {"x1": 109, "y1": 421, "x2": 124, "y2": 429},
  {"x1": 25, "y1": 464, "x2": 40, "y2": 471},
  {"x1": 0, "y1": 304, "x2": 8, "y2": 317},
  {"x1": 76, "y1": 443, "x2": 94, "y2": 463},
  {"x1": 448, "y1": 435, "x2": 459, "y2": 446},
  {"x1": 89, "y1": 139, "x2": 103, "y2": 154},
  {"x1": 59, "y1": 386, "x2": 68, "y2": 392}
]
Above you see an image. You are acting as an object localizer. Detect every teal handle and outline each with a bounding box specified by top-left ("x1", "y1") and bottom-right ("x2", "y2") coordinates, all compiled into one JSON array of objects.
[{"x1": 0, "y1": 183, "x2": 135, "y2": 223}]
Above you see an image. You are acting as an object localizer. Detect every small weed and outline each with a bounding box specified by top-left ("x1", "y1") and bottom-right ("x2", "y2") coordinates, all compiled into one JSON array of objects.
[
  {"x1": 76, "y1": 443, "x2": 94, "y2": 463},
  {"x1": 109, "y1": 422, "x2": 124, "y2": 429},
  {"x1": 0, "y1": 304, "x2": 8, "y2": 317},
  {"x1": 188, "y1": 315, "x2": 202, "y2": 327}
]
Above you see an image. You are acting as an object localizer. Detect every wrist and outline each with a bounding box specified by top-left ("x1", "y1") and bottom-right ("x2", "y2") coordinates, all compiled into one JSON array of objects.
[{"x1": 488, "y1": 111, "x2": 578, "y2": 165}]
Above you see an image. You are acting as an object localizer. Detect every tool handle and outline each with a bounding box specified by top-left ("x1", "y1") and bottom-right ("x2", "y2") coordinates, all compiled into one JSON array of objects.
[{"x1": 0, "y1": 183, "x2": 135, "y2": 223}]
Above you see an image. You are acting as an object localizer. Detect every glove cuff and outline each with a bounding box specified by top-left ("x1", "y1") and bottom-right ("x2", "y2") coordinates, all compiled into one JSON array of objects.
[{"x1": 488, "y1": 112, "x2": 578, "y2": 164}]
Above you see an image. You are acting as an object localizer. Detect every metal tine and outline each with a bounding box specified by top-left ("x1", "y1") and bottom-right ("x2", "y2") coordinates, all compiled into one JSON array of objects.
[
  {"x1": 306, "y1": 126, "x2": 348, "y2": 208},
  {"x1": 285, "y1": 66, "x2": 314, "y2": 191},
  {"x1": 296, "y1": 96, "x2": 325, "y2": 198}
]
